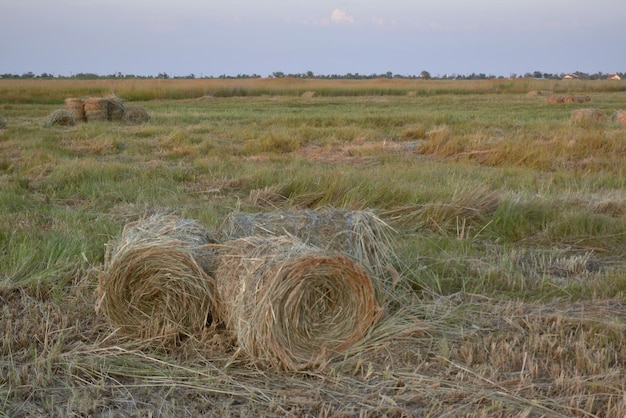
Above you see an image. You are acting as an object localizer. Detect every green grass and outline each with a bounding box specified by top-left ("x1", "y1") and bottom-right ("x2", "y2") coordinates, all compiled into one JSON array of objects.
[{"x1": 1, "y1": 79, "x2": 625, "y2": 417}]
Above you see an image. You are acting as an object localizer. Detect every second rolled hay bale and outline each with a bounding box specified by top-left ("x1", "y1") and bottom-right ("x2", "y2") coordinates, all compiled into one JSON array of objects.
[
  {"x1": 123, "y1": 106, "x2": 151, "y2": 124},
  {"x1": 45, "y1": 109, "x2": 75, "y2": 126},
  {"x1": 96, "y1": 214, "x2": 219, "y2": 341},
  {"x1": 215, "y1": 235, "x2": 383, "y2": 371}
]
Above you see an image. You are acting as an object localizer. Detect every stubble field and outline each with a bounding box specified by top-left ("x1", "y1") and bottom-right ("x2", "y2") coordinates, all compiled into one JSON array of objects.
[{"x1": 1, "y1": 78, "x2": 625, "y2": 417}]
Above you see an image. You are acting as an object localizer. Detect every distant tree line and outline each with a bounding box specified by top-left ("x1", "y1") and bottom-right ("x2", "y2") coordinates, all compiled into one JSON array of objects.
[{"x1": 1, "y1": 70, "x2": 623, "y2": 81}]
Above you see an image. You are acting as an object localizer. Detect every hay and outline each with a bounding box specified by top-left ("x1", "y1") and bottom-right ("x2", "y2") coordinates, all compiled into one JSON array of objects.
[
  {"x1": 301, "y1": 91, "x2": 318, "y2": 98},
  {"x1": 105, "y1": 95, "x2": 126, "y2": 121},
  {"x1": 83, "y1": 98, "x2": 108, "y2": 122},
  {"x1": 222, "y1": 207, "x2": 397, "y2": 278},
  {"x1": 571, "y1": 108, "x2": 605, "y2": 124},
  {"x1": 65, "y1": 98, "x2": 85, "y2": 122},
  {"x1": 45, "y1": 109, "x2": 75, "y2": 127},
  {"x1": 123, "y1": 106, "x2": 151, "y2": 124},
  {"x1": 611, "y1": 110, "x2": 626, "y2": 124},
  {"x1": 97, "y1": 214, "x2": 220, "y2": 341},
  {"x1": 545, "y1": 95, "x2": 564, "y2": 104},
  {"x1": 215, "y1": 235, "x2": 383, "y2": 370},
  {"x1": 575, "y1": 95, "x2": 591, "y2": 103}
]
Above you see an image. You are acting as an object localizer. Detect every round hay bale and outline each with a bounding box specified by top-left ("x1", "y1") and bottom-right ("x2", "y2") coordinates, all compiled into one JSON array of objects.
[
  {"x1": 105, "y1": 96, "x2": 126, "y2": 121},
  {"x1": 45, "y1": 109, "x2": 75, "y2": 127},
  {"x1": 83, "y1": 98, "x2": 108, "y2": 122},
  {"x1": 563, "y1": 95, "x2": 577, "y2": 103},
  {"x1": 545, "y1": 95, "x2": 564, "y2": 104},
  {"x1": 97, "y1": 214, "x2": 220, "y2": 341},
  {"x1": 571, "y1": 108, "x2": 605, "y2": 125},
  {"x1": 611, "y1": 110, "x2": 626, "y2": 124},
  {"x1": 0, "y1": 115, "x2": 6, "y2": 128},
  {"x1": 65, "y1": 98, "x2": 85, "y2": 122},
  {"x1": 301, "y1": 91, "x2": 318, "y2": 98},
  {"x1": 123, "y1": 106, "x2": 150, "y2": 124},
  {"x1": 575, "y1": 95, "x2": 591, "y2": 103},
  {"x1": 215, "y1": 235, "x2": 383, "y2": 371}
]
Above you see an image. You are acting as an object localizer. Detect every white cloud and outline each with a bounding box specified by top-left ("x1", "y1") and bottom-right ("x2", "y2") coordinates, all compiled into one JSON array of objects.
[{"x1": 330, "y1": 9, "x2": 354, "y2": 24}]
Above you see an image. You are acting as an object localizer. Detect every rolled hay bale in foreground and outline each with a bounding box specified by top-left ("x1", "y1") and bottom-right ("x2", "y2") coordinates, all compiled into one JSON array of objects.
[
  {"x1": 97, "y1": 214, "x2": 220, "y2": 341},
  {"x1": 83, "y1": 97, "x2": 108, "y2": 122},
  {"x1": 45, "y1": 109, "x2": 75, "y2": 127},
  {"x1": 611, "y1": 110, "x2": 626, "y2": 124},
  {"x1": 123, "y1": 106, "x2": 151, "y2": 124},
  {"x1": 105, "y1": 95, "x2": 126, "y2": 121},
  {"x1": 222, "y1": 207, "x2": 397, "y2": 279},
  {"x1": 65, "y1": 98, "x2": 85, "y2": 122},
  {"x1": 215, "y1": 235, "x2": 383, "y2": 371},
  {"x1": 571, "y1": 108, "x2": 605, "y2": 125}
]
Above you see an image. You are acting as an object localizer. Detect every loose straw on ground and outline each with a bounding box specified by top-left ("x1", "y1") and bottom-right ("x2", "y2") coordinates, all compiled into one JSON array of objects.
[
  {"x1": 97, "y1": 214, "x2": 219, "y2": 341},
  {"x1": 215, "y1": 235, "x2": 383, "y2": 371}
]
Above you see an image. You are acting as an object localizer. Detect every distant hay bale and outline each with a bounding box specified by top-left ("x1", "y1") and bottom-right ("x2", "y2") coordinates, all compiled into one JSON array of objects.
[
  {"x1": 123, "y1": 106, "x2": 151, "y2": 124},
  {"x1": 545, "y1": 95, "x2": 564, "y2": 104},
  {"x1": 611, "y1": 110, "x2": 626, "y2": 124},
  {"x1": 45, "y1": 109, "x2": 75, "y2": 127},
  {"x1": 96, "y1": 214, "x2": 220, "y2": 341},
  {"x1": 406, "y1": 90, "x2": 418, "y2": 97},
  {"x1": 301, "y1": 91, "x2": 318, "y2": 98},
  {"x1": 215, "y1": 235, "x2": 383, "y2": 370},
  {"x1": 105, "y1": 96, "x2": 126, "y2": 121},
  {"x1": 571, "y1": 108, "x2": 605, "y2": 125},
  {"x1": 222, "y1": 207, "x2": 397, "y2": 278},
  {"x1": 563, "y1": 95, "x2": 577, "y2": 103},
  {"x1": 64, "y1": 98, "x2": 85, "y2": 122},
  {"x1": 0, "y1": 115, "x2": 6, "y2": 128},
  {"x1": 83, "y1": 98, "x2": 108, "y2": 122},
  {"x1": 575, "y1": 95, "x2": 591, "y2": 103}
]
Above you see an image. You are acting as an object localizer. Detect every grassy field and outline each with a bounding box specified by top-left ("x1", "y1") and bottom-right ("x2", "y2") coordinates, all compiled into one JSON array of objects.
[{"x1": 1, "y1": 78, "x2": 625, "y2": 417}]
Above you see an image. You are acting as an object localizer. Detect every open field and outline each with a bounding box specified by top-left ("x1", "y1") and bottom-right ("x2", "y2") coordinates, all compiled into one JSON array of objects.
[{"x1": 1, "y1": 78, "x2": 625, "y2": 417}]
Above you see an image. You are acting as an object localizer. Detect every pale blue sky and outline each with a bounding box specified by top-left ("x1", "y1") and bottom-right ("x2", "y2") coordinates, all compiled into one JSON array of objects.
[{"x1": 2, "y1": 0, "x2": 624, "y2": 77}]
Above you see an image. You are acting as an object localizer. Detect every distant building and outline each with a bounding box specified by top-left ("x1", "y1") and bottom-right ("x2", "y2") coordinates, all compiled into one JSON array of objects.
[{"x1": 607, "y1": 74, "x2": 622, "y2": 80}]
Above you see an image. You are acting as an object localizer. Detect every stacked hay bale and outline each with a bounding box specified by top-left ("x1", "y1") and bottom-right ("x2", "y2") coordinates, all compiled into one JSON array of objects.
[
  {"x1": 65, "y1": 98, "x2": 86, "y2": 122},
  {"x1": 45, "y1": 109, "x2": 75, "y2": 127},
  {"x1": 571, "y1": 108, "x2": 605, "y2": 125},
  {"x1": 83, "y1": 97, "x2": 108, "y2": 122},
  {"x1": 214, "y1": 235, "x2": 382, "y2": 371},
  {"x1": 612, "y1": 110, "x2": 626, "y2": 124},
  {"x1": 123, "y1": 106, "x2": 151, "y2": 124},
  {"x1": 105, "y1": 96, "x2": 126, "y2": 121},
  {"x1": 97, "y1": 214, "x2": 220, "y2": 341}
]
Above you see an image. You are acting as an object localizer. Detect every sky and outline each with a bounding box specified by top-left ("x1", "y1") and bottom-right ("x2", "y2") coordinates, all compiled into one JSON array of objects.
[{"x1": 1, "y1": 0, "x2": 624, "y2": 78}]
